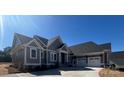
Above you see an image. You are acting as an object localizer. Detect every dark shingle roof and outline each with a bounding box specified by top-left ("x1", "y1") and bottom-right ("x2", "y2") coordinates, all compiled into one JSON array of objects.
[
  {"x1": 33, "y1": 35, "x2": 48, "y2": 45},
  {"x1": 14, "y1": 33, "x2": 63, "y2": 48},
  {"x1": 69, "y1": 41, "x2": 111, "y2": 56},
  {"x1": 15, "y1": 33, "x2": 32, "y2": 44},
  {"x1": 99, "y1": 43, "x2": 111, "y2": 50},
  {"x1": 110, "y1": 51, "x2": 124, "y2": 65}
]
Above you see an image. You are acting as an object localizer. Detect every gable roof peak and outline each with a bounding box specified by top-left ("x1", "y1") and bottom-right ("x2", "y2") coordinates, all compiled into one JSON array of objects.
[
  {"x1": 47, "y1": 35, "x2": 63, "y2": 47},
  {"x1": 14, "y1": 32, "x2": 32, "y2": 39},
  {"x1": 49, "y1": 35, "x2": 60, "y2": 40},
  {"x1": 14, "y1": 32, "x2": 32, "y2": 45}
]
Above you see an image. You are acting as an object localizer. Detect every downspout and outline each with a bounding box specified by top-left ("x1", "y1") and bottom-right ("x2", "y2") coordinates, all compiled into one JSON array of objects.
[{"x1": 24, "y1": 46, "x2": 27, "y2": 69}]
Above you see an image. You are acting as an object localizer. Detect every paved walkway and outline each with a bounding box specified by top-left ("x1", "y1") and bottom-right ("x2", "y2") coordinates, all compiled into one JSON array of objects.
[
  {"x1": 1, "y1": 67, "x2": 102, "y2": 77},
  {"x1": 60, "y1": 67, "x2": 102, "y2": 77}
]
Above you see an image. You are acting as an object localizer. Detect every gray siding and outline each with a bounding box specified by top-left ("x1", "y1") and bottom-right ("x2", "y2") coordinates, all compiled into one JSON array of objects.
[{"x1": 12, "y1": 48, "x2": 24, "y2": 69}]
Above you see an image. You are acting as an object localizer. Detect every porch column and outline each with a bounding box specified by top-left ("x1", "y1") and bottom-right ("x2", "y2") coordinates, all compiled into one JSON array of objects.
[
  {"x1": 59, "y1": 52, "x2": 61, "y2": 64},
  {"x1": 102, "y1": 53, "x2": 105, "y2": 63},
  {"x1": 66, "y1": 53, "x2": 68, "y2": 63}
]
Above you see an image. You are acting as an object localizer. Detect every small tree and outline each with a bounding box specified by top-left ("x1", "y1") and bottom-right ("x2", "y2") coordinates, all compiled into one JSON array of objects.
[{"x1": 0, "y1": 47, "x2": 12, "y2": 62}]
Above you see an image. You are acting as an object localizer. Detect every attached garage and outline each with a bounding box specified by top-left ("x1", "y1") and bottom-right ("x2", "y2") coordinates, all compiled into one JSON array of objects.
[
  {"x1": 77, "y1": 58, "x2": 87, "y2": 67},
  {"x1": 88, "y1": 57, "x2": 101, "y2": 67}
]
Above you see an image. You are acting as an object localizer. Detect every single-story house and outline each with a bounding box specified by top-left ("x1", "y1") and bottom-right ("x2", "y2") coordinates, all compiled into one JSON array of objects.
[
  {"x1": 10, "y1": 33, "x2": 69, "y2": 69},
  {"x1": 109, "y1": 51, "x2": 124, "y2": 69},
  {"x1": 69, "y1": 42, "x2": 111, "y2": 67},
  {"x1": 10, "y1": 33, "x2": 112, "y2": 70}
]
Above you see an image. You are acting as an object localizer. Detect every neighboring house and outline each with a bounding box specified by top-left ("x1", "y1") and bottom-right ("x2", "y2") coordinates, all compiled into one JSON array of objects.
[
  {"x1": 10, "y1": 33, "x2": 69, "y2": 69},
  {"x1": 69, "y1": 42, "x2": 111, "y2": 67},
  {"x1": 109, "y1": 51, "x2": 124, "y2": 69}
]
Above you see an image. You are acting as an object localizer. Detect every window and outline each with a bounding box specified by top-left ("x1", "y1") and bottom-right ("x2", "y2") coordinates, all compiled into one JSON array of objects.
[
  {"x1": 50, "y1": 52, "x2": 57, "y2": 62},
  {"x1": 30, "y1": 48, "x2": 37, "y2": 59}
]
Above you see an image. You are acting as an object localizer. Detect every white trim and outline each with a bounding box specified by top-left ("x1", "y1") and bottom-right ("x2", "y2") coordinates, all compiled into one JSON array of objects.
[
  {"x1": 46, "y1": 49, "x2": 56, "y2": 52},
  {"x1": 59, "y1": 52, "x2": 61, "y2": 63},
  {"x1": 24, "y1": 39, "x2": 44, "y2": 50},
  {"x1": 30, "y1": 47, "x2": 37, "y2": 59},
  {"x1": 59, "y1": 50, "x2": 68, "y2": 53},
  {"x1": 40, "y1": 50, "x2": 41, "y2": 65}
]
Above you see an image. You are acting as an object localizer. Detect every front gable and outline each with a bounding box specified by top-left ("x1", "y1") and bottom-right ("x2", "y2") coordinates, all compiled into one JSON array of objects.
[
  {"x1": 48, "y1": 38, "x2": 63, "y2": 50},
  {"x1": 26, "y1": 39, "x2": 44, "y2": 49},
  {"x1": 29, "y1": 41, "x2": 38, "y2": 47}
]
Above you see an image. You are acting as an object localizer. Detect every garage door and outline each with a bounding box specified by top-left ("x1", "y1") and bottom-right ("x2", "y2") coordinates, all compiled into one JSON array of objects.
[
  {"x1": 77, "y1": 58, "x2": 87, "y2": 67},
  {"x1": 88, "y1": 57, "x2": 101, "y2": 67}
]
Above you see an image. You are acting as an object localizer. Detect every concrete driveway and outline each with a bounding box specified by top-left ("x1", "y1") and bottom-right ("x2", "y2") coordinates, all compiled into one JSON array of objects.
[{"x1": 1, "y1": 67, "x2": 102, "y2": 77}]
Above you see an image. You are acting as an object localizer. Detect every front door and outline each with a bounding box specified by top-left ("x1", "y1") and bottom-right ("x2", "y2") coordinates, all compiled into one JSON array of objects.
[{"x1": 61, "y1": 53, "x2": 65, "y2": 64}]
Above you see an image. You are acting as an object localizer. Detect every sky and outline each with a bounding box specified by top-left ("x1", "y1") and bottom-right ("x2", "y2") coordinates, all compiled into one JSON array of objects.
[{"x1": 0, "y1": 15, "x2": 124, "y2": 52}]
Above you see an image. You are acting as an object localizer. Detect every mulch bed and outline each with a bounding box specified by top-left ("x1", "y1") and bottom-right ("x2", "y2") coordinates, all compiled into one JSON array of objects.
[
  {"x1": 99, "y1": 68, "x2": 124, "y2": 77},
  {"x1": 0, "y1": 62, "x2": 20, "y2": 75}
]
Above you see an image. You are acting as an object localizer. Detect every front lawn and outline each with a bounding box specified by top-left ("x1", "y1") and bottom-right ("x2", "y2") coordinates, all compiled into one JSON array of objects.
[{"x1": 99, "y1": 68, "x2": 124, "y2": 77}]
